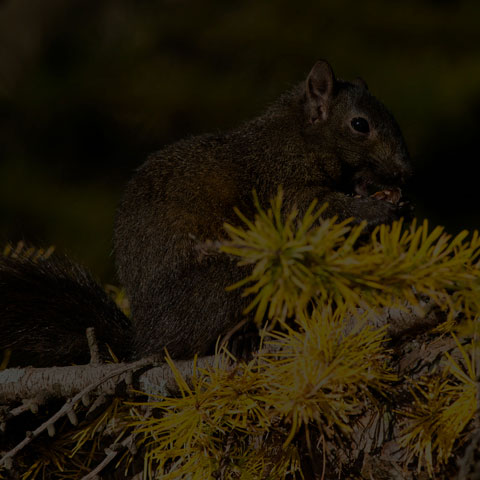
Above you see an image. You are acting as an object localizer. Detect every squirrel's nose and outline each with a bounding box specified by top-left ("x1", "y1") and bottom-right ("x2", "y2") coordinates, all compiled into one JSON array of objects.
[
  {"x1": 392, "y1": 152, "x2": 413, "y2": 184},
  {"x1": 390, "y1": 163, "x2": 413, "y2": 185}
]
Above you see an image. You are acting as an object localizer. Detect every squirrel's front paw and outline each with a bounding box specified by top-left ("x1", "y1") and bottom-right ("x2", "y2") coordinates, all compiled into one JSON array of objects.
[{"x1": 349, "y1": 195, "x2": 414, "y2": 229}]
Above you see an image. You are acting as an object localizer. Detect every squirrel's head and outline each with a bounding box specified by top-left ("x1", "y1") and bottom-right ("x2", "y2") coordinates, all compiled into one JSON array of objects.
[{"x1": 303, "y1": 60, "x2": 412, "y2": 196}]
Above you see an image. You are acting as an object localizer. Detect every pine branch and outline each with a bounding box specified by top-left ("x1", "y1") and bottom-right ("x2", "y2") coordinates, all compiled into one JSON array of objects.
[
  {"x1": 0, "y1": 356, "x2": 218, "y2": 406},
  {"x1": 3, "y1": 192, "x2": 480, "y2": 478}
]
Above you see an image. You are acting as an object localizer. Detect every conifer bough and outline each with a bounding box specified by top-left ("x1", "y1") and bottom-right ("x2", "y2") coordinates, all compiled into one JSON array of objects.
[
  {"x1": 1, "y1": 191, "x2": 480, "y2": 479},
  {"x1": 222, "y1": 189, "x2": 480, "y2": 325}
]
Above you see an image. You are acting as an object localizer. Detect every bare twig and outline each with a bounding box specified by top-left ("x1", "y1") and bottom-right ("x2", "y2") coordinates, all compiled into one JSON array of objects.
[
  {"x1": 80, "y1": 433, "x2": 135, "y2": 480},
  {"x1": 220, "y1": 317, "x2": 250, "y2": 350},
  {"x1": 86, "y1": 327, "x2": 101, "y2": 364}
]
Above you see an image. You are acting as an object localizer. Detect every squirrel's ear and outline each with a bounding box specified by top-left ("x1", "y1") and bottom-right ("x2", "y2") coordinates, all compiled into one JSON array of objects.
[
  {"x1": 351, "y1": 76, "x2": 368, "y2": 90},
  {"x1": 305, "y1": 60, "x2": 335, "y2": 124}
]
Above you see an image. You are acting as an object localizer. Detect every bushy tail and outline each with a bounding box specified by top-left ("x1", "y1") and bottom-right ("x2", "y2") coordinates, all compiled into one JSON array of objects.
[{"x1": 0, "y1": 252, "x2": 132, "y2": 367}]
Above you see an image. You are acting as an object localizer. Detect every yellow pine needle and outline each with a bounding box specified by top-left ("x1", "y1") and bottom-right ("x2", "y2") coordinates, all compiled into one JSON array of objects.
[
  {"x1": 399, "y1": 338, "x2": 478, "y2": 476},
  {"x1": 260, "y1": 308, "x2": 394, "y2": 446},
  {"x1": 130, "y1": 350, "x2": 286, "y2": 478},
  {"x1": 222, "y1": 191, "x2": 480, "y2": 325}
]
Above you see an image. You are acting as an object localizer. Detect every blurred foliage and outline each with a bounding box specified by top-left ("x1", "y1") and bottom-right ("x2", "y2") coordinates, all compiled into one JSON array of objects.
[{"x1": 0, "y1": 0, "x2": 479, "y2": 279}]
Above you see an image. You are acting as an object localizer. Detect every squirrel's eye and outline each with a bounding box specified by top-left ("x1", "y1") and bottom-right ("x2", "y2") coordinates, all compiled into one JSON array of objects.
[{"x1": 351, "y1": 117, "x2": 370, "y2": 134}]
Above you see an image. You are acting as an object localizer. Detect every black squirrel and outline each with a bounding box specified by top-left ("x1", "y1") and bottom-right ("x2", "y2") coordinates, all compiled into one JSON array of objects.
[{"x1": 0, "y1": 60, "x2": 412, "y2": 367}]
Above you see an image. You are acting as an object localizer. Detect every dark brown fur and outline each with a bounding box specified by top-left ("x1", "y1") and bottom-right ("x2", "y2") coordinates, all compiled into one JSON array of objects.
[
  {"x1": 0, "y1": 61, "x2": 411, "y2": 366},
  {"x1": 114, "y1": 61, "x2": 412, "y2": 360},
  {"x1": 0, "y1": 254, "x2": 132, "y2": 366}
]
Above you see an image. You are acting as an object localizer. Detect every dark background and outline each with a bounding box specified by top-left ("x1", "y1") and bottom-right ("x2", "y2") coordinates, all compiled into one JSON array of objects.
[{"x1": 1, "y1": 0, "x2": 479, "y2": 281}]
